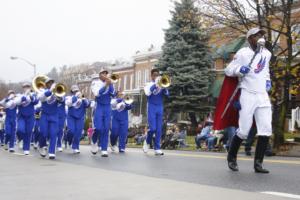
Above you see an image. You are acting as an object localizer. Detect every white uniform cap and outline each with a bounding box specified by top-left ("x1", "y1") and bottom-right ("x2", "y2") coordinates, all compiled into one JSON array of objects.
[
  {"x1": 45, "y1": 77, "x2": 54, "y2": 84},
  {"x1": 246, "y1": 27, "x2": 266, "y2": 39},
  {"x1": 70, "y1": 85, "x2": 80, "y2": 93},
  {"x1": 22, "y1": 82, "x2": 31, "y2": 88},
  {"x1": 99, "y1": 67, "x2": 109, "y2": 74}
]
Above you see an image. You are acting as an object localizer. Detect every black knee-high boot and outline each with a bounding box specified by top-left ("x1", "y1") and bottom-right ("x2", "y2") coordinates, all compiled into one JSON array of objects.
[
  {"x1": 227, "y1": 135, "x2": 243, "y2": 171},
  {"x1": 254, "y1": 136, "x2": 270, "y2": 173}
]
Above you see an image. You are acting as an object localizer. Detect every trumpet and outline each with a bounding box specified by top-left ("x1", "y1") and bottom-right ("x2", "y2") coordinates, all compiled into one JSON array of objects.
[
  {"x1": 124, "y1": 95, "x2": 134, "y2": 105},
  {"x1": 157, "y1": 74, "x2": 171, "y2": 88}
]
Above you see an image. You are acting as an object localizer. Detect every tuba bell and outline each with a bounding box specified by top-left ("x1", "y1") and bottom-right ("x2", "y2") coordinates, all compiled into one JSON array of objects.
[
  {"x1": 53, "y1": 83, "x2": 66, "y2": 98},
  {"x1": 32, "y1": 75, "x2": 49, "y2": 93},
  {"x1": 158, "y1": 74, "x2": 171, "y2": 88}
]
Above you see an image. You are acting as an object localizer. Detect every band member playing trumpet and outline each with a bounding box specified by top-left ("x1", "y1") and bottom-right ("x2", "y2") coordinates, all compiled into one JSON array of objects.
[
  {"x1": 37, "y1": 77, "x2": 64, "y2": 159},
  {"x1": 91, "y1": 68, "x2": 116, "y2": 157},
  {"x1": 66, "y1": 85, "x2": 91, "y2": 154},
  {"x1": 143, "y1": 69, "x2": 169, "y2": 155},
  {"x1": 110, "y1": 91, "x2": 133, "y2": 153},
  {"x1": 15, "y1": 83, "x2": 39, "y2": 155},
  {"x1": 0, "y1": 90, "x2": 17, "y2": 152}
]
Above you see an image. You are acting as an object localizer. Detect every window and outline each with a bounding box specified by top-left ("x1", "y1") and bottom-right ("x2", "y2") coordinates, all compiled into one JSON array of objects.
[
  {"x1": 130, "y1": 74, "x2": 133, "y2": 90},
  {"x1": 124, "y1": 75, "x2": 127, "y2": 90},
  {"x1": 271, "y1": 30, "x2": 280, "y2": 44},
  {"x1": 292, "y1": 24, "x2": 300, "y2": 55},
  {"x1": 144, "y1": 69, "x2": 149, "y2": 83}
]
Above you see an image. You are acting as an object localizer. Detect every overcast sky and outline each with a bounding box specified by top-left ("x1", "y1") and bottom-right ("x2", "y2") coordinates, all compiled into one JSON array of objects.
[{"x1": 0, "y1": 0, "x2": 173, "y2": 83}]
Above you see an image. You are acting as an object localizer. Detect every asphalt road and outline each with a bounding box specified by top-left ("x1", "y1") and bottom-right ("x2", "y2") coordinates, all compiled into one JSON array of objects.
[{"x1": 1, "y1": 145, "x2": 300, "y2": 200}]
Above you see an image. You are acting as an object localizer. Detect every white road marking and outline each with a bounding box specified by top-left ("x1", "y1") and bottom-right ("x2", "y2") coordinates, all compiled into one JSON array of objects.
[{"x1": 261, "y1": 191, "x2": 300, "y2": 199}]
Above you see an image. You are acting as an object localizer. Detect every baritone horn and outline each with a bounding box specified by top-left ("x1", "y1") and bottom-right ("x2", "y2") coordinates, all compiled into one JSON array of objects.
[
  {"x1": 158, "y1": 74, "x2": 171, "y2": 88},
  {"x1": 124, "y1": 95, "x2": 134, "y2": 105},
  {"x1": 53, "y1": 83, "x2": 66, "y2": 98},
  {"x1": 32, "y1": 75, "x2": 49, "y2": 92},
  {"x1": 109, "y1": 73, "x2": 119, "y2": 84}
]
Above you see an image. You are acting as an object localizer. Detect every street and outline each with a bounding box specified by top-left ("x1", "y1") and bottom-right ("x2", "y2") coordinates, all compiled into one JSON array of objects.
[{"x1": 1, "y1": 146, "x2": 300, "y2": 200}]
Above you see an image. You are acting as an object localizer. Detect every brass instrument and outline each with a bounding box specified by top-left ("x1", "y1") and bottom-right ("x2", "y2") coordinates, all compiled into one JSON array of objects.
[
  {"x1": 32, "y1": 75, "x2": 48, "y2": 92},
  {"x1": 157, "y1": 74, "x2": 171, "y2": 88},
  {"x1": 53, "y1": 83, "x2": 66, "y2": 98},
  {"x1": 124, "y1": 95, "x2": 134, "y2": 105},
  {"x1": 109, "y1": 73, "x2": 119, "y2": 84}
]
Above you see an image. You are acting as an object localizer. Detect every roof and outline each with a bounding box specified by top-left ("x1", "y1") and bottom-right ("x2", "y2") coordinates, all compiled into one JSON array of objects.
[{"x1": 212, "y1": 37, "x2": 246, "y2": 60}]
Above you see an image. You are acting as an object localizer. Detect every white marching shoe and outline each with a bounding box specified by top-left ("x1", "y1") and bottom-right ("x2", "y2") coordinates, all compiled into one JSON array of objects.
[
  {"x1": 33, "y1": 143, "x2": 38, "y2": 150},
  {"x1": 24, "y1": 151, "x2": 30, "y2": 155},
  {"x1": 48, "y1": 153, "x2": 56, "y2": 160},
  {"x1": 39, "y1": 147, "x2": 47, "y2": 157},
  {"x1": 91, "y1": 143, "x2": 98, "y2": 155},
  {"x1": 18, "y1": 141, "x2": 23, "y2": 149},
  {"x1": 143, "y1": 141, "x2": 149, "y2": 153},
  {"x1": 111, "y1": 145, "x2": 118, "y2": 152},
  {"x1": 9, "y1": 148, "x2": 15, "y2": 153},
  {"x1": 57, "y1": 147, "x2": 63, "y2": 152},
  {"x1": 154, "y1": 149, "x2": 164, "y2": 156},
  {"x1": 73, "y1": 149, "x2": 80, "y2": 154},
  {"x1": 101, "y1": 151, "x2": 108, "y2": 157}
]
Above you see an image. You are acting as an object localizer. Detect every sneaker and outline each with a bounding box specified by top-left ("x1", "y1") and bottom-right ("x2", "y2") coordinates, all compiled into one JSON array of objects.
[
  {"x1": 48, "y1": 154, "x2": 56, "y2": 160},
  {"x1": 154, "y1": 149, "x2": 164, "y2": 156},
  {"x1": 143, "y1": 141, "x2": 149, "y2": 153},
  {"x1": 119, "y1": 149, "x2": 125, "y2": 153},
  {"x1": 39, "y1": 147, "x2": 47, "y2": 157},
  {"x1": 101, "y1": 151, "x2": 108, "y2": 157},
  {"x1": 57, "y1": 147, "x2": 63, "y2": 152},
  {"x1": 91, "y1": 143, "x2": 98, "y2": 155},
  {"x1": 9, "y1": 148, "x2": 15, "y2": 153},
  {"x1": 111, "y1": 145, "x2": 118, "y2": 152},
  {"x1": 73, "y1": 149, "x2": 80, "y2": 154},
  {"x1": 24, "y1": 151, "x2": 30, "y2": 155}
]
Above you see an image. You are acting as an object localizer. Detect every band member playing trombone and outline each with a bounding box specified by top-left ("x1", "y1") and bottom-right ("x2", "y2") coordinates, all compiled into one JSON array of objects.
[
  {"x1": 15, "y1": 83, "x2": 39, "y2": 155},
  {"x1": 110, "y1": 91, "x2": 133, "y2": 153},
  {"x1": 143, "y1": 69, "x2": 169, "y2": 155},
  {"x1": 37, "y1": 77, "x2": 64, "y2": 159},
  {"x1": 66, "y1": 85, "x2": 91, "y2": 154},
  {"x1": 0, "y1": 90, "x2": 17, "y2": 152},
  {"x1": 91, "y1": 68, "x2": 116, "y2": 157}
]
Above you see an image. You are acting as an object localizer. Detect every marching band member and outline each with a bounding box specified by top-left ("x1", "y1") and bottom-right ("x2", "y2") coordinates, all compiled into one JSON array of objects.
[
  {"x1": 143, "y1": 69, "x2": 169, "y2": 155},
  {"x1": 110, "y1": 91, "x2": 132, "y2": 153},
  {"x1": 15, "y1": 83, "x2": 39, "y2": 155},
  {"x1": 91, "y1": 68, "x2": 116, "y2": 157},
  {"x1": 0, "y1": 107, "x2": 5, "y2": 146},
  {"x1": 66, "y1": 85, "x2": 91, "y2": 154},
  {"x1": 32, "y1": 106, "x2": 41, "y2": 150},
  {"x1": 37, "y1": 77, "x2": 62, "y2": 159},
  {"x1": 225, "y1": 28, "x2": 272, "y2": 173},
  {"x1": 57, "y1": 95, "x2": 66, "y2": 152},
  {"x1": 0, "y1": 90, "x2": 17, "y2": 152}
]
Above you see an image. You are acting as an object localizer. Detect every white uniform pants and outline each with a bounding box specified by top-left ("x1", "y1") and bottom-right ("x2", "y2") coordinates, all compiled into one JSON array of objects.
[{"x1": 237, "y1": 89, "x2": 272, "y2": 139}]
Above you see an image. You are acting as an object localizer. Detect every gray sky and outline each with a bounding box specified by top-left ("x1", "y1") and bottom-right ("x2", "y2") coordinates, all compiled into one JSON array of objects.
[{"x1": 0, "y1": 0, "x2": 172, "y2": 82}]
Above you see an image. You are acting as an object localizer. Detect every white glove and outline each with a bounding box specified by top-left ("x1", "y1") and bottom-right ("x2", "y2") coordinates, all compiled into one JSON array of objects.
[{"x1": 50, "y1": 83, "x2": 56, "y2": 92}]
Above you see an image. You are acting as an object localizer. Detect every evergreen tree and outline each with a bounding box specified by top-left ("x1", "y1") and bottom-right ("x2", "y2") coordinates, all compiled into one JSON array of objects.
[{"x1": 157, "y1": 0, "x2": 214, "y2": 126}]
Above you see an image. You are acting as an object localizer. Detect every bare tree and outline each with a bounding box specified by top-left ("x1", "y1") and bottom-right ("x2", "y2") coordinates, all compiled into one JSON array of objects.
[{"x1": 197, "y1": 0, "x2": 300, "y2": 148}]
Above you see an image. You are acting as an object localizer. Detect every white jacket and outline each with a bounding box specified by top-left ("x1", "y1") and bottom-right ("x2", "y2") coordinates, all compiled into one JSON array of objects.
[{"x1": 225, "y1": 46, "x2": 271, "y2": 93}]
